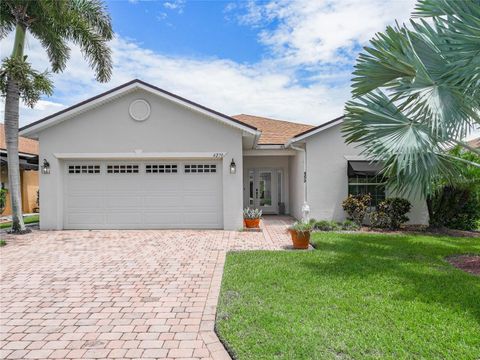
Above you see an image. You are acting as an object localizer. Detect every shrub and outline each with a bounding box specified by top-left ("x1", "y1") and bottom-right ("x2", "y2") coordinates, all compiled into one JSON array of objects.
[
  {"x1": 0, "y1": 188, "x2": 7, "y2": 215},
  {"x1": 427, "y1": 146, "x2": 480, "y2": 231},
  {"x1": 428, "y1": 186, "x2": 480, "y2": 231},
  {"x1": 371, "y1": 198, "x2": 411, "y2": 230},
  {"x1": 342, "y1": 194, "x2": 371, "y2": 225},
  {"x1": 314, "y1": 220, "x2": 340, "y2": 231},
  {"x1": 340, "y1": 219, "x2": 360, "y2": 231},
  {"x1": 370, "y1": 211, "x2": 391, "y2": 229},
  {"x1": 312, "y1": 219, "x2": 361, "y2": 231}
]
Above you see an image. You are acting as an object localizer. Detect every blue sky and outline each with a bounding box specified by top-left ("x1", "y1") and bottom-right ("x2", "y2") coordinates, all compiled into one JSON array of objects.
[
  {"x1": 1, "y1": 0, "x2": 418, "y2": 126},
  {"x1": 108, "y1": 1, "x2": 266, "y2": 64}
]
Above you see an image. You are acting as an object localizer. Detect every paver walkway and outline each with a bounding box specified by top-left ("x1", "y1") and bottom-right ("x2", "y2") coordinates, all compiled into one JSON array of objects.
[{"x1": 0, "y1": 216, "x2": 294, "y2": 359}]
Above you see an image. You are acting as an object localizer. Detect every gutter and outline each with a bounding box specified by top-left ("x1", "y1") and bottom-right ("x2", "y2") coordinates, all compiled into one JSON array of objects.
[{"x1": 252, "y1": 130, "x2": 262, "y2": 149}]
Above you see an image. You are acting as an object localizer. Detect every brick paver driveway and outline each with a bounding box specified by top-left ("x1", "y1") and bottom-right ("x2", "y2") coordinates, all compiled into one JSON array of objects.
[{"x1": 0, "y1": 217, "x2": 293, "y2": 359}]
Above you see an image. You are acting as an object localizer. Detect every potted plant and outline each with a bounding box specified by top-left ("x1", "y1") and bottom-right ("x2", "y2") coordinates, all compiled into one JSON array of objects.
[
  {"x1": 243, "y1": 208, "x2": 262, "y2": 228},
  {"x1": 288, "y1": 221, "x2": 314, "y2": 249}
]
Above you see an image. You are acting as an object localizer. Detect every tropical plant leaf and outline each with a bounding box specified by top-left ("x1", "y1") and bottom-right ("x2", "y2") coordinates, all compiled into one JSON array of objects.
[{"x1": 344, "y1": 0, "x2": 480, "y2": 196}]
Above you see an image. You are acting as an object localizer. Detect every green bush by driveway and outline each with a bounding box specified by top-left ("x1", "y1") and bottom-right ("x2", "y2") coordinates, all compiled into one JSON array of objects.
[{"x1": 216, "y1": 233, "x2": 480, "y2": 360}]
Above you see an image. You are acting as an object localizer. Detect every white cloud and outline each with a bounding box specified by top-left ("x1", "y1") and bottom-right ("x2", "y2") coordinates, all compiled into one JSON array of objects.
[
  {"x1": 163, "y1": 0, "x2": 185, "y2": 13},
  {"x1": 237, "y1": 0, "x2": 416, "y2": 66},
  {"x1": 22, "y1": 100, "x2": 63, "y2": 112},
  {"x1": 1, "y1": 32, "x2": 350, "y2": 127},
  {"x1": 1, "y1": 0, "x2": 418, "y2": 128},
  {"x1": 156, "y1": 12, "x2": 168, "y2": 21}
]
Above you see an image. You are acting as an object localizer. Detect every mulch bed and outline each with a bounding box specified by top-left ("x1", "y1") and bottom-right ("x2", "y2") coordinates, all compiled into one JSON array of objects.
[{"x1": 447, "y1": 255, "x2": 480, "y2": 276}]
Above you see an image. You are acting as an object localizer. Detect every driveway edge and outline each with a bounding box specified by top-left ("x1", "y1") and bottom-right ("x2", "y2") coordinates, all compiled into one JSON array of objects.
[{"x1": 200, "y1": 232, "x2": 232, "y2": 360}]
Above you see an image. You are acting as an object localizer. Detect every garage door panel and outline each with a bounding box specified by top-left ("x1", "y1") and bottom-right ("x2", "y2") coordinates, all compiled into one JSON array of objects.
[
  {"x1": 182, "y1": 212, "x2": 221, "y2": 226},
  {"x1": 183, "y1": 179, "x2": 220, "y2": 191},
  {"x1": 105, "y1": 196, "x2": 143, "y2": 208},
  {"x1": 183, "y1": 195, "x2": 218, "y2": 208},
  {"x1": 104, "y1": 177, "x2": 142, "y2": 191},
  {"x1": 66, "y1": 196, "x2": 104, "y2": 209},
  {"x1": 107, "y1": 212, "x2": 142, "y2": 225},
  {"x1": 143, "y1": 212, "x2": 184, "y2": 225},
  {"x1": 143, "y1": 196, "x2": 181, "y2": 208},
  {"x1": 68, "y1": 179, "x2": 105, "y2": 193},
  {"x1": 142, "y1": 178, "x2": 179, "y2": 190},
  {"x1": 64, "y1": 160, "x2": 223, "y2": 229},
  {"x1": 67, "y1": 213, "x2": 106, "y2": 225}
]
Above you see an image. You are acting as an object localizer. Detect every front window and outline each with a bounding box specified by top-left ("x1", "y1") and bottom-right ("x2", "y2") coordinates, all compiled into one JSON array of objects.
[{"x1": 348, "y1": 175, "x2": 386, "y2": 207}]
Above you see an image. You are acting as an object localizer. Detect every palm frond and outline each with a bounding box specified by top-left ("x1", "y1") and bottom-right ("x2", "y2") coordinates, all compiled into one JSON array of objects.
[
  {"x1": 343, "y1": 91, "x2": 463, "y2": 195},
  {"x1": 345, "y1": 0, "x2": 480, "y2": 196},
  {"x1": 29, "y1": 20, "x2": 70, "y2": 73},
  {"x1": 0, "y1": 2, "x2": 15, "y2": 40},
  {"x1": 60, "y1": 0, "x2": 113, "y2": 82},
  {"x1": 69, "y1": 0, "x2": 113, "y2": 40},
  {"x1": 352, "y1": 25, "x2": 415, "y2": 97}
]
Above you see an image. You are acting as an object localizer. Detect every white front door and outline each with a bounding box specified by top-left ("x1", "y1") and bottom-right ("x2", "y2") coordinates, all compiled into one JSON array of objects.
[{"x1": 248, "y1": 169, "x2": 280, "y2": 214}]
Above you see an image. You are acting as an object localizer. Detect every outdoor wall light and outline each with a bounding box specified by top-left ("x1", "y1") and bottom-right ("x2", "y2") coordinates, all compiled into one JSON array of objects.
[
  {"x1": 41, "y1": 159, "x2": 50, "y2": 174},
  {"x1": 229, "y1": 158, "x2": 236, "y2": 174}
]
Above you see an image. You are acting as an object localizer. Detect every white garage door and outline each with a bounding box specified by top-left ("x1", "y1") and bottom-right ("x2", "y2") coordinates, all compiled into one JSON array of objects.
[{"x1": 64, "y1": 160, "x2": 223, "y2": 229}]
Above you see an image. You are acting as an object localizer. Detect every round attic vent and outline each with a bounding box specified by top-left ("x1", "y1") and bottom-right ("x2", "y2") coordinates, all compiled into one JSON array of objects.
[{"x1": 129, "y1": 99, "x2": 151, "y2": 121}]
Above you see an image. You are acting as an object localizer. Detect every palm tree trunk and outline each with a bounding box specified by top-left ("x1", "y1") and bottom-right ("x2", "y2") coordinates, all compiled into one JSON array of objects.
[
  {"x1": 4, "y1": 79, "x2": 27, "y2": 233},
  {"x1": 3, "y1": 22, "x2": 28, "y2": 233}
]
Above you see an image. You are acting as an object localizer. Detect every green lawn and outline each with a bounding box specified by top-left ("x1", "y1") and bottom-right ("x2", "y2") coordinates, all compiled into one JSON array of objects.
[
  {"x1": 0, "y1": 214, "x2": 39, "y2": 229},
  {"x1": 216, "y1": 233, "x2": 480, "y2": 360}
]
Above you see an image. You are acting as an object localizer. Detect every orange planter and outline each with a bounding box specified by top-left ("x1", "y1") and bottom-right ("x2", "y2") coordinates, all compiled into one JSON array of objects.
[
  {"x1": 289, "y1": 229, "x2": 310, "y2": 249},
  {"x1": 244, "y1": 218, "x2": 260, "y2": 228}
]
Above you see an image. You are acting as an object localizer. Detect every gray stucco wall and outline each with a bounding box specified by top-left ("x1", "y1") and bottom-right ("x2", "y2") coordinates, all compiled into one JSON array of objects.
[
  {"x1": 299, "y1": 124, "x2": 429, "y2": 225},
  {"x1": 288, "y1": 149, "x2": 305, "y2": 220},
  {"x1": 37, "y1": 88, "x2": 244, "y2": 230}
]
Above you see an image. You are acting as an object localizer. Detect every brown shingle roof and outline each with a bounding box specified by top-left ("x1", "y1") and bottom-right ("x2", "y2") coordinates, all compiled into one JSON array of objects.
[
  {"x1": 232, "y1": 114, "x2": 314, "y2": 145},
  {"x1": 0, "y1": 123, "x2": 39, "y2": 155}
]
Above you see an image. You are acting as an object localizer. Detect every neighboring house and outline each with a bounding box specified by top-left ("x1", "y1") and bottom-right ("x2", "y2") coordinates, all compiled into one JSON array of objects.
[
  {"x1": 0, "y1": 123, "x2": 39, "y2": 215},
  {"x1": 19, "y1": 80, "x2": 428, "y2": 230}
]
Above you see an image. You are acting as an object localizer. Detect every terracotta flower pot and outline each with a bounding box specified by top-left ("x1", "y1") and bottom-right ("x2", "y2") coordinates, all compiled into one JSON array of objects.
[
  {"x1": 244, "y1": 218, "x2": 260, "y2": 228},
  {"x1": 289, "y1": 229, "x2": 310, "y2": 249}
]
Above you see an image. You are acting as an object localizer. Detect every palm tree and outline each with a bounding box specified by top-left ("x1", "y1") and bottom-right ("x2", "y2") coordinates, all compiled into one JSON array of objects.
[
  {"x1": 342, "y1": 0, "x2": 480, "y2": 197},
  {"x1": 0, "y1": 0, "x2": 113, "y2": 233}
]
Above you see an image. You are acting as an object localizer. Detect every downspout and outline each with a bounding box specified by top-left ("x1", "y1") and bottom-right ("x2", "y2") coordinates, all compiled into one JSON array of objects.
[{"x1": 289, "y1": 143, "x2": 310, "y2": 222}]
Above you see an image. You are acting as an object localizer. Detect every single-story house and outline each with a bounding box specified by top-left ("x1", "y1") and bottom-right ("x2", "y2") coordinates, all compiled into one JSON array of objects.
[
  {"x1": 19, "y1": 79, "x2": 428, "y2": 230},
  {"x1": 1, "y1": 123, "x2": 39, "y2": 215}
]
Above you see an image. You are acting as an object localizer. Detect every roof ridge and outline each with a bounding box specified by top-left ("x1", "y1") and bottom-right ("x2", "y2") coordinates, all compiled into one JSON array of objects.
[{"x1": 232, "y1": 114, "x2": 314, "y2": 127}]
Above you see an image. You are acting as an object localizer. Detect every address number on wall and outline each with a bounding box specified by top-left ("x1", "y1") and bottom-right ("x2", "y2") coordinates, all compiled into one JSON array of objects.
[{"x1": 213, "y1": 153, "x2": 224, "y2": 159}]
